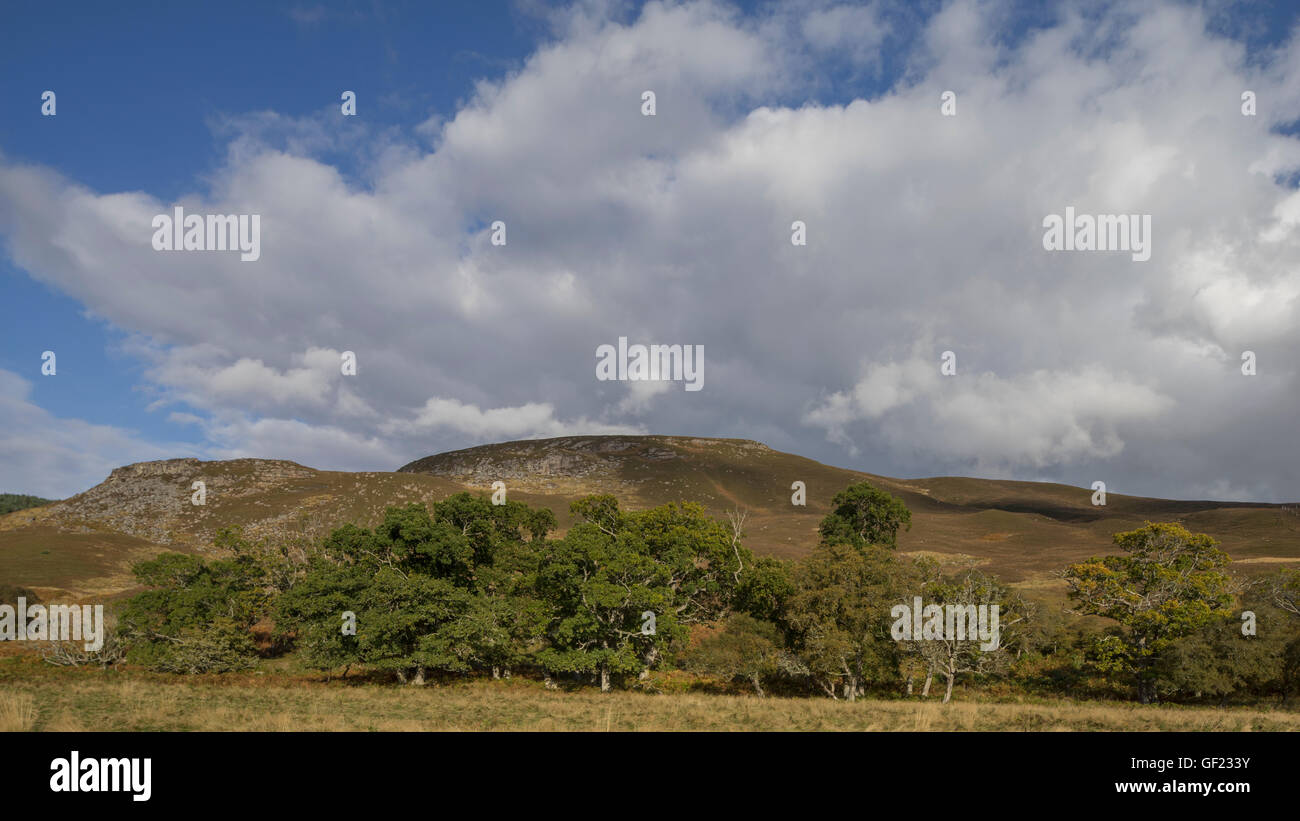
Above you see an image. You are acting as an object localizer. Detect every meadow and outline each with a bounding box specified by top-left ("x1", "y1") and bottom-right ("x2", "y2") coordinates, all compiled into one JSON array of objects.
[{"x1": 2, "y1": 653, "x2": 1296, "y2": 732}]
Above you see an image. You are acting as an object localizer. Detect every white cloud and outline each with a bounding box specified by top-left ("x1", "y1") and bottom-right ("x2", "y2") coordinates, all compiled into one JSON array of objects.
[
  {"x1": 800, "y1": 2, "x2": 889, "y2": 68},
  {"x1": 0, "y1": 370, "x2": 194, "y2": 498},
  {"x1": 396, "y1": 397, "x2": 643, "y2": 440},
  {"x1": 2, "y1": 0, "x2": 1300, "y2": 499},
  {"x1": 805, "y1": 352, "x2": 1172, "y2": 468},
  {"x1": 198, "y1": 413, "x2": 404, "y2": 471}
]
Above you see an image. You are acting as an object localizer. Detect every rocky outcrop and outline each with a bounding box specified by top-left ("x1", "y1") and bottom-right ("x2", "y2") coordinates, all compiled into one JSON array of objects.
[
  {"x1": 398, "y1": 435, "x2": 771, "y2": 482},
  {"x1": 47, "y1": 458, "x2": 318, "y2": 545}
]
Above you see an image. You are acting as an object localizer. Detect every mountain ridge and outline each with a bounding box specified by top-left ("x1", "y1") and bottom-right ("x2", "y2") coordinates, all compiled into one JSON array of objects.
[{"x1": 4, "y1": 435, "x2": 1299, "y2": 602}]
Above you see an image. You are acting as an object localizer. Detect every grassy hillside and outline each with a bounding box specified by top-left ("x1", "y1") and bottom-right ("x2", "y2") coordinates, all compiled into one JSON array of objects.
[
  {"x1": 398, "y1": 436, "x2": 1300, "y2": 584},
  {"x1": 3, "y1": 435, "x2": 1298, "y2": 601}
]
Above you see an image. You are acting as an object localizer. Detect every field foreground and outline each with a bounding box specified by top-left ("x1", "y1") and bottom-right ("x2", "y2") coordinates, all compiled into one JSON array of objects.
[{"x1": 2, "y1": 662, "x2": 1297, "y2": 732}]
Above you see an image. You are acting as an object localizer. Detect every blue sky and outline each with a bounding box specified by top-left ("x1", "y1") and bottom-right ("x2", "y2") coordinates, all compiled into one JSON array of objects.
[
  {"x1": 3, "y1": 0, "x2": 1300, "y2": 501},
  {"x1": 1, "y1": 0, "x2": 545, "y2": 436}
]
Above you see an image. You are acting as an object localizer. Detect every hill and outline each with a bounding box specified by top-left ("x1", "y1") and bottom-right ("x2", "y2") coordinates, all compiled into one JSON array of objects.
[{"x1": 3, "y1": 435, "x2": 1298, "y2": 601}]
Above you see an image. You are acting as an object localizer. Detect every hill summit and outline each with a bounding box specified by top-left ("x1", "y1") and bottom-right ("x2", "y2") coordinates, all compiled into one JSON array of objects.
[{"x1": 399, "y1": 435, "x2": 773, "y2": 481}]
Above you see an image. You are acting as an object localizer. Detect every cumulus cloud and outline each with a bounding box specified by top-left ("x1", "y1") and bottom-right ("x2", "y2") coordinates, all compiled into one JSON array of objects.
[
  {"x1": 805, "y1": 350, "x2": 1172, "y2": 467},
  {"x1": 0, "y1": 370, "x2": 195, "y2": 498},
  {"x1": 397, "y1": 397, "x2": 643, "y2": 439},
  {"x1": 800, "y1": 2, "x2": 890, "y2": 69},
  {"x1": 2, "y1": 0, "x2": 1300, "y2": 500}
]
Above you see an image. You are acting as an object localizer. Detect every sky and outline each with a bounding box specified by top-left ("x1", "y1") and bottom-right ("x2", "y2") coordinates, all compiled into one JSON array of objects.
[{"x1": 1, "y1": 0, "x2": 1300, "y2": 502}]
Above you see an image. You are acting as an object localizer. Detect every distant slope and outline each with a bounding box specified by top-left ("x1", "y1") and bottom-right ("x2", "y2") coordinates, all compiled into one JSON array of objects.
[
  {"x1": 0, "y1": 494, "x2": 56, "y2": 515},
  {"x1": 398, "y1": 435, "x2": 1300, "y2": 582},
  {"x1": 3, "y1": 435, "x2": 1299, "y2": 601}
]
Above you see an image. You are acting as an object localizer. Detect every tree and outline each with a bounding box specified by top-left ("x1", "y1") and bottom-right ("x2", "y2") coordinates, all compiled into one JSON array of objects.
[
  {"x1": 1153, "y1": 601, "x2": 1295, "y2": 705},
  {"x1": 357, "y1": 568, "x2": 472, "y2": 684},
  {"x1": 433, "y1": 492, "x2": 555, "y2": 563},
  {"x1": 273, "y1": 558, "x2": 369, "y2": 676},
  {"x1": 735, "y1": 555, "x2": 795, "y2": 624},
  {"x1": 1266, "y1": 568, "x2": 1300, "y2": 617},
  {"x1": 631, "y1": 501, "x2": 752, "y2": 626},
  {"x1": 535, "y1": 496, "x2": 754, "y2": 691},
  {"x1": 535, "y1": 497, "x2": 682, "y2": 691},
  {"x1": 783, "y1": 542, "x2": 901, "y2": 700},
  {"x1": 434, "y1": 493, "x2": 553, "y2": 677},
  {"x1": 276, "y1": 498, "x2": 556, "y2": 683},
  {"x1": 894, "y1": 567, "x2": 1026, "y2": 703},
  {"x1": 1064, "y1": 522, "x2": 1234, "y2": 703},
  {"x1": 818, "y1": 482, "x2": 912, "y2": 550},
  {"x1": 0, "y1": 493, "x2": 54, "y2": 515},
  {"x1": 118, "y1": 552, "x2": 266, "y2": 673},
  {"x1": 683, "y1": 614, "x2": 783, "y2": 696}
]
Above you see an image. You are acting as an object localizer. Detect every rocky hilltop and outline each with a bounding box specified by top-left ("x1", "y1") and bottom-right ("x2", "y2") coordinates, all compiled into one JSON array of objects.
[
  {"x1": 41, "y1": 458, "x2": 319, "y2": 545},
  {"x1": 399, "y1": 435, "x2": 774, "y2": 485}
]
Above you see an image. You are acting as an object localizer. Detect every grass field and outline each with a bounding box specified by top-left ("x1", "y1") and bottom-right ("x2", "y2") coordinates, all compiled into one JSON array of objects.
[{"x1": 2, "y1": 655, "x2": 1296, "y2": 732}]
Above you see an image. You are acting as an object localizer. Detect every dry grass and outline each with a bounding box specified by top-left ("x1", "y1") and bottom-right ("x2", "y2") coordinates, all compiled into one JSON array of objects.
[
  {"x1": 0, "y1": 692, "x2": 38, "y2": 731},
  {"x1": 0, "y1": 670, "x2": 1297, "y2": 732}
]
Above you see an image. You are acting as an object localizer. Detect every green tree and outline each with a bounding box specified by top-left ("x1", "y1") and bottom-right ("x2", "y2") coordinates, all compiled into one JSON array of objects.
[
  {"x1": 0, "y1": 493, "x2": 54, "y2": 515},
  {"x1": 273, "y1": 558, "x2": 369, "y2": 676},
  {"x1": 536, "y1": 496, "x2": 753, "y2": 690},
  {"x1": 683, "y1": 613, "x2": 783, "y2": 696},
  {"x1": 277, "y1": 498, "x2": 556, "y2": 683},
  {"x1": 783, "y1": 542, "x2": 901, "y2": 700},
  {"x1": 535, "y1": 498, "x2": 681, "y2": 691},
  {"x1": 356, "y1": 568, "x2": 472, "y2": 684},
  {"x1": 735, "y1": 555, "x2": 795, "y2": 624},
  {"x1": 818, "y1": 482, "x2": 912, "y2": 550},
  {"x1": 1153, "y1": 601, "x2": 1295, "y2": 705},
  {"x1": 1064, "y1": 522, "x2": 1234, "y2": 703},
  {"x1": 118, "y1": 552, "x2": 266, "y2": 673},
  {"x1": 894, "y1": 566, "x2": 1026, "y2": 702}
]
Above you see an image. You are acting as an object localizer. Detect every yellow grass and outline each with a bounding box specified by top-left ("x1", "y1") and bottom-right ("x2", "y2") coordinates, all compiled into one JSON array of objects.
[
  {"x1": 0, "y1": 692, "x2": 38, "y2": 732},
  {"x1": 0, "y1": 671, "x2": 1297, "y2": 731}
]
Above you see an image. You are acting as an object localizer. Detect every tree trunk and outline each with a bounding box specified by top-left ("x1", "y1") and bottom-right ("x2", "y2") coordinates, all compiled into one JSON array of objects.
[
  {"x1": 639, "y1": 645, "x2": 659, "y2": 680},
  {"x1": 751, "y1": 673, "x2": 765, "y2": 697},
  {"x1": 943, "y1": 673, "x2": 955, "y2": 704},
  {"x1": 396, "y1": 669, "x2": 408, "y2": 685},
  {"x1": 492, "y1": 666, "x2": 501, "y2": 680},
  {"x1": 922, "y1": 667, "x2": 934, "y2": 697},
  {"x1": 543, "y1": 673, "x2": 557, "y2": 690},
  {"x1": 412, "y1": 665, "x2": 426, "y2": 686},
  {"x1": 600, "y1": 664, "x2": 611, "y2": 693},
  {"x1": 1138, "y1": 680, "x2": 1155, "y2": 704}
]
